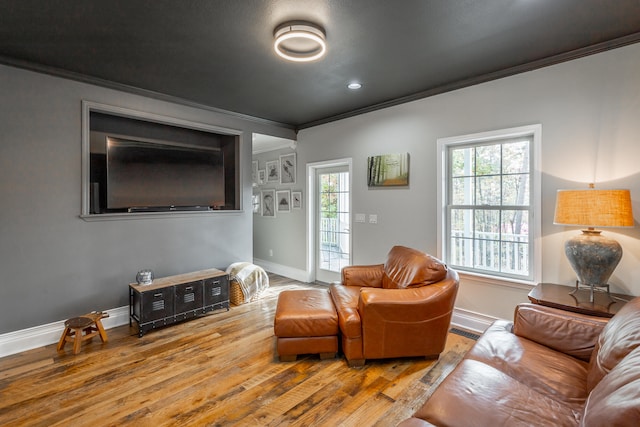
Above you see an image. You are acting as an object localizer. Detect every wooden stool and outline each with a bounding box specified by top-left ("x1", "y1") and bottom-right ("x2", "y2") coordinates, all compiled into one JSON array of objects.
[{"x1": 57, "y1": 312, "x2": 109, "y2": 354}]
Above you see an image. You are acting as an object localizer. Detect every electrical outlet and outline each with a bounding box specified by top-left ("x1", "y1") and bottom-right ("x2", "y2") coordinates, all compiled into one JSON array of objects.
[{"x1": 369, "y1": 214, "x2": 378, "y2": 224}]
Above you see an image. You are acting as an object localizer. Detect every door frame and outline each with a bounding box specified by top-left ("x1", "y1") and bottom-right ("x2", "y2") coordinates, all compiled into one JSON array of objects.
[{"x1": 306, "y1": 158, "x2": 353, "y2": 282}]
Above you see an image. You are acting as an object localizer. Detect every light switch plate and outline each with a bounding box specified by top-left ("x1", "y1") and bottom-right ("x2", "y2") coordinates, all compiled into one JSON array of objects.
[
  {"x1": 369, "y1": 214, "x2": 378, "y2": 224},
  {"x1": 355, "y1": 213, "x2": 366, "y2": 223}
]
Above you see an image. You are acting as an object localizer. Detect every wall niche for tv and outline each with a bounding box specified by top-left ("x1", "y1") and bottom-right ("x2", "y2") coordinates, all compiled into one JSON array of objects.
[{"x1": 83, "y1": 102, "x2": 240, "y2": 218}]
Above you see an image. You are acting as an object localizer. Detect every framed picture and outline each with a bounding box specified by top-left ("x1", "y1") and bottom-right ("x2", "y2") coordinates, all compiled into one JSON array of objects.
[
  {"x1": 261, "y1": 189, "x2": 276, "y2": 217},
  {"x1": 279, "y1": 153, "x2": 296, "y2": 185},
  {"x1": 291, "y1": 191, "x2": 302, "y2": 209},
  {"x1": 258, "y1": 169, "x2": 265, "y2": 185},
  {"x1": 252, "y1": 193, "x2": 260, "y2": 214},
  {"x1": 276, "y1": 190, "x2": 291, "y2": 213},
  {"x1": 367, "y1": 152, "x2": 410, "y2": 187},
  {"x1": 265, "y1": 160, "x2": 280, "y2": 183},
  {"x1": 251, "y1": 161, "x2": 259, "y2": 185}
]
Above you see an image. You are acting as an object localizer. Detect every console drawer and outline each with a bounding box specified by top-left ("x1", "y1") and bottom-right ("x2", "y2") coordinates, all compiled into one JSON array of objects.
[
  {"x1": 175, "y1": 280, "x2": 204, "y2": 313},
  {"x1": 204, "y1": 275, "x2": 229, "y2": 306},
  {"x1": 140, "y1": 287, "x2": 174, "y2": 321}
]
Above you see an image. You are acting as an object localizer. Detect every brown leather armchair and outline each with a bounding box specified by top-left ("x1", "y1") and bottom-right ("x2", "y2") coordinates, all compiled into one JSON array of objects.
[{"x1": 329, "y1": 246, "x2": 459, "y2": 367}]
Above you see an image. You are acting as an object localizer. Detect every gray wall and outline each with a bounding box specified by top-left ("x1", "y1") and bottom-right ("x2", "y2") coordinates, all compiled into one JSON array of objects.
[
  {"x1": 253, "y1": 43, "x2": 640, "y2": 321},
  {"x1": 0, "y1": 64, "x2": 294, "y2": 333},
  {"x1": 252, "y1": 147, "x2": 307, "y2": 270}
]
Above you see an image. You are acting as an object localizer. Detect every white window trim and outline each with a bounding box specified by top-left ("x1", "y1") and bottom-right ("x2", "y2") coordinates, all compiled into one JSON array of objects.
[{"x1": 436, "y1": 124, "x2": 542, "y2": 287}]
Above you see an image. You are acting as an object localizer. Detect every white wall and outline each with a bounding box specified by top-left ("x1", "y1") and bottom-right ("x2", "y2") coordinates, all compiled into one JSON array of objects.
[
  {"x1": 0, "y1": 64, "x2": 295, "y2": 334},
  {"x1": 255, "y1": 43, "x2": 640, "y2": 321}
]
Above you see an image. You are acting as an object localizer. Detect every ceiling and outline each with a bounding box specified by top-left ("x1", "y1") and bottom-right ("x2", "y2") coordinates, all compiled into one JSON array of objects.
[{"x1": 2, "y1": 1, "x2": 640, "y2": 130}]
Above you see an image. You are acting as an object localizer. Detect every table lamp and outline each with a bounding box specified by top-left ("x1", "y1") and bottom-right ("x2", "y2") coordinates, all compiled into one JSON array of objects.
[{"x1": 553, "y1": 184, "x2": 634, "y2": 302}]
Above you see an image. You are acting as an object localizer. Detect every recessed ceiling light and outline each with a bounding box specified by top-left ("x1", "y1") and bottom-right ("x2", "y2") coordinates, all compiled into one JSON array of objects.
[
  {"x1": 274, "y1": 22, "x2": 326, "y2": 62},
  {"x1": 348, "y1": 82, "x2": 362, "y2": 90}
]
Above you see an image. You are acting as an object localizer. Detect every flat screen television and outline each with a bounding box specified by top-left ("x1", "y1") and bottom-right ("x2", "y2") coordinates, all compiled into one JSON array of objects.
[{"x1": 106, "y1": 136, "x2": 225, "y2": 211}]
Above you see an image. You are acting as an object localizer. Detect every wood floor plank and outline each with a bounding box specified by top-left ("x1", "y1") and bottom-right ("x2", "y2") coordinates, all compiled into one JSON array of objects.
[
  {"x1": 0, "y1": 274, "x2": 476, "y2": 426},
  {"x1": 0, "y1": 358, "x2": 54, "y2": 381}
]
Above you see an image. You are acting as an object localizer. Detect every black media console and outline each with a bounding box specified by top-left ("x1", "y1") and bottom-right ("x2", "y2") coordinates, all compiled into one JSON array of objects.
[{"x1": 129, "y1": 268, "x2": 229, "y2": 337}]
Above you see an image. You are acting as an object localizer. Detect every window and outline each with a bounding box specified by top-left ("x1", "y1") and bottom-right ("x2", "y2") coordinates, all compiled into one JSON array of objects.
[{"x1": 438, "y1": 125, "x2": 541, "y2": 283}]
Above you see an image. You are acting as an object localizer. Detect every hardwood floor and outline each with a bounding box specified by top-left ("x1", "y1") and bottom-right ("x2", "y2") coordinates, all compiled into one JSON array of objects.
[{"x1": 0, "y1": 274, "x2": 475, "y2": 427}]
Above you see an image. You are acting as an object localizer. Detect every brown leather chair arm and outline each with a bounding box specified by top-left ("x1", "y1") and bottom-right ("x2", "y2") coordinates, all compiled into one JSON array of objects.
[
  {"x1": 513, "y1": 303, "x2": 609, "y2": 361},
  {"x1": 341, "y1": 264, "x2": 384, "y2": 288},
  {"x1": 358, "y1": 281, "x2": 456, "y2": 321}
]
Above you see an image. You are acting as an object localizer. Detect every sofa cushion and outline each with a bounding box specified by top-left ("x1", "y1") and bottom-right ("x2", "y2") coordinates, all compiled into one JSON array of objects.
[
  {"x1": 467, "y1": 320, "x2": 589, "y2": 408},
  {"x1": 587, "y1": 297, "x2": 640, "y2": 391},
  {"x1": 581, "y1": 345, "x2": 640, "y2": 426},
  {"x1": 513, "y1": 304, "x2": 607, "y2": 362},
  {"x1": 381, "y1": 246, "x2": 447, "y2": 289},
  {"x1": 414, "y1": 359, "x2": 582, "y2": 427}
]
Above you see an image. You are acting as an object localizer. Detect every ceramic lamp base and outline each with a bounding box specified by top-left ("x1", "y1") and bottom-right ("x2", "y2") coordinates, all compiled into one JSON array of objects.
[{"x1": 564, "y1": 230, "x2": 622, "y2": 303}]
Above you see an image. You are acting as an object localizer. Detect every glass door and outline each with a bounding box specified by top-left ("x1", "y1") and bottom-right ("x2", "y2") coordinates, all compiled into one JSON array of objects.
[{"x1": 315, "y1": 166, "x2": 350, "y2": 283}]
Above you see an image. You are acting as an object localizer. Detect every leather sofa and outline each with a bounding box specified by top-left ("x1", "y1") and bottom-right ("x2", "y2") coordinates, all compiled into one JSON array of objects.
[
  {"x1": 399, "y1": 297, "x2": 640, "y2": 427},
  {"x1": 329, "y1": 246, "x2": 459, "y2": 367}
]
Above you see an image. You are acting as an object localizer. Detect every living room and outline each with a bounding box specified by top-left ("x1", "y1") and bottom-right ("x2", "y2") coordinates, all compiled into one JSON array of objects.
[{"x1": 2, "y1": 1, "x2": 640, "y2": 425}]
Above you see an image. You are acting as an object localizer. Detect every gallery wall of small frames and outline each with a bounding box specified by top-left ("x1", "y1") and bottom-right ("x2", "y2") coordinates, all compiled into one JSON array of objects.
[{"x1": 252, "y1": 153, "x2": 302, "y2": 217}]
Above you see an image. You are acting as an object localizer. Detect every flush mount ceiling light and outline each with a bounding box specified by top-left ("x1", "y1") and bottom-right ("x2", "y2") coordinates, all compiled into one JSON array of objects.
[{"x1": 274, "y1": 22, "x2": 326, "y2": 62}]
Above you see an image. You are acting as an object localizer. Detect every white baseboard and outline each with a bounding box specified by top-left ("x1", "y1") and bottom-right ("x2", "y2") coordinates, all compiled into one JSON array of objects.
[
  {"x1": 253, "y1": 258, "x2": 312, "y2": 282},
  {"x1": 451, "y1": 307, "x2": 499, "y2": 334},
  {"x1": 0, "y1": 306, "x2": 130, "y2": 358}
]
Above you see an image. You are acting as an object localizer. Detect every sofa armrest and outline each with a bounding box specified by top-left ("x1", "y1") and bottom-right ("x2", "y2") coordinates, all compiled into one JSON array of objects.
[
  {"x1": 513, "y1": 303, "x2": 609, "y2": 361},
  {"x1": 358, "y1": 284, "x2": 455, "y2": 320},
  {"x1": 341, "y1": 264, "x2": 384, "y2": 288}
]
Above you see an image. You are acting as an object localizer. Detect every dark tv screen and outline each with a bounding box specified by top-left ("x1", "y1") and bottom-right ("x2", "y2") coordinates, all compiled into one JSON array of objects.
[{"x1": 106, "y1": 137, "x2": 224, "y2": 210}]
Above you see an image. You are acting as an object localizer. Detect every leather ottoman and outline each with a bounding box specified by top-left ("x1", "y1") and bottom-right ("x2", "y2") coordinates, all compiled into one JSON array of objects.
[{"x1": 274, "y1": 289, "x2": 339, "y2": 361}]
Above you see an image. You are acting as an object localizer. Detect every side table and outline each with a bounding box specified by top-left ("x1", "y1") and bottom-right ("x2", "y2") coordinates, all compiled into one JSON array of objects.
[{"x1": 528, "y1": 283, "x2": 633, "y2": 318}]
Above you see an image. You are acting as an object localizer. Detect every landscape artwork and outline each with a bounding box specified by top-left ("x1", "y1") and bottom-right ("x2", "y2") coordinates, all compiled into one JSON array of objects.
[{"x1": 367, "y1": 153, "x2": 409, "y2": 187}]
